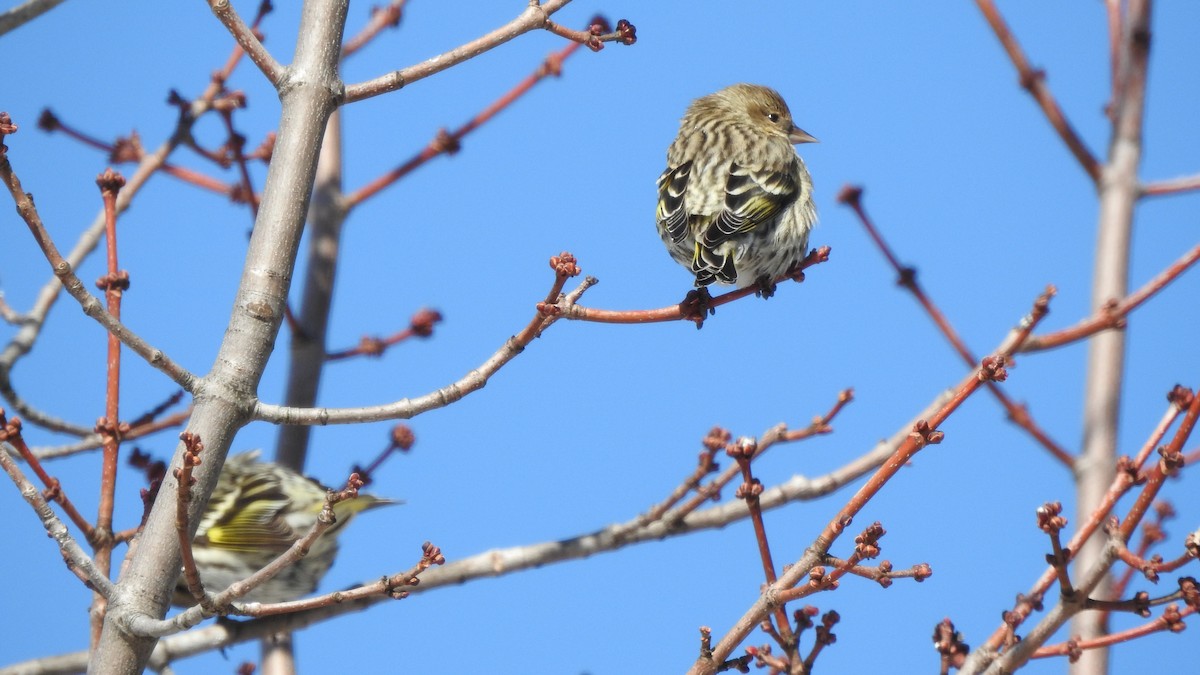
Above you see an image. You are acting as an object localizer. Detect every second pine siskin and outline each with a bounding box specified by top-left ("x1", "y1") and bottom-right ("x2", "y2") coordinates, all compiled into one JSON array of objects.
[
  {"x1": 656, "y1": 83, "x2": 817, "y2": 291},
  {"x1": 173, "y1": 450, "x2": 394, "y2": 605}
]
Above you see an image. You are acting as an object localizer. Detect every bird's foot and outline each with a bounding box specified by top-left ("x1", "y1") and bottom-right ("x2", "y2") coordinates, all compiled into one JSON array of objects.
[
  {"x1": 679, "y1": 286, "x2": 714, "y2": 329},
  {"x1": 755, "y1": 275, "x2": 778, "y2": 299}
]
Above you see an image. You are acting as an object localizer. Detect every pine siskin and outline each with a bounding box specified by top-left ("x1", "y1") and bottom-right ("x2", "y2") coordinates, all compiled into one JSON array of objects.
[
  {"x1": 173, "y1": 451, "x2": 394, "y2": 605},
  {"x1": 656, "y1": 83, "x2": 817, "y2": 291}
]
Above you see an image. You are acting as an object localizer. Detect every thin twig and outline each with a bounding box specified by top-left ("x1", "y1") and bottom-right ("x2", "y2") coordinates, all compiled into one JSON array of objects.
[
  {"x1": 0, "y1": 440, "x2": 114, "y2": 598},
  {"x1": 1031, "y1": 604, "x2": 1193, "y2": 659},
  {"x1": 344, "y1": 1, "x2": 622, "y2": 103},
  {"x1": 6, "y1": 391, "x2": 953, "y2": 670},
  {"x1": 973, "y1": 0, "x2": 1103, "y2": 183},
  {"x1": 32, "y1": 407, "x2": 191, "y2": 460},
  {"x1": 345, "y1": 36, "x2": 589, "y2": 207},
  {"x1": 0, "y1": 153, "x2": 198, "y2": 391},
  {"x1": 969, "y1": 391, "x2": 1192, "y2": 666},
  {"x1": 326, "y1": 309, "x2": 442, "y2": 361},
  {"x1": 1, "y1": 414, "x2": 95, "y2": 538},
  {"x1": 341, "y1": 0, "x2": 406, "y2": 59},
  {"x1": 255, "y1": 254, "x2": 594, "y2": 425},
  {"x1": 692, "y1": 288, "x2": 1053, "y2": 675},
  {"x1": 553, "y1": 247, "x2": 831, "y2": 328},
  {"x1": 661, "y1": 390, "x2": 850, "y2": 525},
  {"x1": 1020, "y1": 239, "x2": 1200, "y2": 352},
  {"x1": 173, "y1": 433, "x2": 212, "y2": 612},
  {"x1": 206, "y1": 0, "x2": 282, "y2": 85},
  {"x1": 90, "y1": 170, "x2": 129, "y2": 647},
  {"x1": 838, "y1": 185, "x2": 1073, "y2": 466},
  {"x1": 1141, "y1": 172, "x2": 1200, "y2": 197},
  {"x1": 129, "y1": 471, "x2": 373, "y2": 637}
]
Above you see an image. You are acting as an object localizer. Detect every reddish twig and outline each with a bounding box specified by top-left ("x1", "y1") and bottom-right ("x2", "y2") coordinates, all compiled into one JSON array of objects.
[
  {"x1": 838, "y1": 185, "x2": 1073, "y2": 467},
  {"x1": 0, "y1": 413, "x2": 95, "y2": 539},
  {"x1": 663, "y1": 389, "x2": 851, "y2": 525},
  {"x1": 1116, "y1": 385, "x2": 1197, "y2": 542},
  {"x1": 1131, "y1": 387, "x2": 1190, "y2": 469},
  {"x1": 725, "y1": 436, "x2": 793, "y2": 647},
  {"x1": 1021, "y1": 239, "x2": 1200, "y2": 352},
  {"x1": 622, "y1": 427, "x2": 727, "y2": 533},
  {"x1": 342, "y1": 1, "x2": 406, "y2": 59},
  {"x1": 351, "y1": 423, "x2": 415, "y2": 486},
  {"x1": 974, "y1": 387, "x2": 1197, "y2": 659},
  {"x1": 820, "y1": 556, "x2": 932, "y2": 587},
  {"x1": 33, "y1": 406, "x2": 192, "y2": 461},
  {"x1": 346, "y1": 36, "x2": 589, "y2": 207},
  {"x1": 1111, "y1": 520, "x2": 1193, "y2": 586},
  {"x1": 551, "y1": 247, "x2": 830, "y2": 329},
  {"x1": 780, "y1": 523, "x2": 888, "y2": 603},
  {"x1": 174, "y1": 433, "x2": 210, "y2": 609},
  {"x1": 90, "y1": 169, "x2": 129, "y2": 646},
  {"x1": 1031, "y1": 603, "x2": 1193, "y2": 660},
  {"x1": 543, "y1": 16, "x2": 636, "y2": 51},
  {"x1": 94, "y1": 170, "x2": 128, "y2": 536},
  {"x1": 326, "y1": 308, "x2": 442, "y2": 361},
  {"x1": 973, "y1": 0, "x2": 1103, "y2": 183},
  {"x1": 38, "y1": 109, "x2": 241, "y2": 200}
]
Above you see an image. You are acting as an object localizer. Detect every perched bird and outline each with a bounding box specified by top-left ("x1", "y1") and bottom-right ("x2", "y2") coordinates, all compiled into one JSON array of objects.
[
  {"x1": 174, "y1": 451, "x2": 394, "y2": 605},
  {"x1": 656, "y1": 83, "x2": 817, "y2": 291}
]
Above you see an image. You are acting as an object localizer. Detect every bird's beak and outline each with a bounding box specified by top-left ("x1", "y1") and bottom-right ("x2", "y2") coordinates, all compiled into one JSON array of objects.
[{"x1": 789, "y1": 126, "x2": 818, "y2": 144}]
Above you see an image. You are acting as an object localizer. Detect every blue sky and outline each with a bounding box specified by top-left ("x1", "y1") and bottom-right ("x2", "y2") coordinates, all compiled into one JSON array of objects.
[{"x1": 2, "y1": 2, "x2": 1199, "y2": 673}]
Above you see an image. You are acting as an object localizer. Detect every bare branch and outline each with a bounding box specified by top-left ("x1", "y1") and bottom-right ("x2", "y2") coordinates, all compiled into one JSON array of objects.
[
  {"x1": 0, "y1": 440, "x2": 114, "y2": 599},
  {"x1": 9, "y1": 391, "x2": 954, "y2": 670},
  {"x1": 838, "y1": 184, "x2": 1073, "y2": 467},
  {"x1": 0, "y1": 0, "x2": 68, "y2": 37},
  {"x1": 0, "y1": 155, "x2": 198, "y2": 391},
  {"x1": 345, "y1": 0, "x2": 582, "y2": 103},
  {"x1": 1021, "y1": 238, "x2": 1200, "y2": 352},
  {"x1": 255, "y1": 261, "x2": 595, "y2": 425},
  {"x1": 973, "y1": 0, "x2": 1103, "y2": 183},
  {"x1": 206, "y1": 0, "x2": 283, "y2": 85},
  {"x1": 1141, "y1": 172, "x2": 1200, "y2": 197}
]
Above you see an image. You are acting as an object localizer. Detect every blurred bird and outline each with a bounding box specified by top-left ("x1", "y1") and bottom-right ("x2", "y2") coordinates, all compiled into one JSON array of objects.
[
  {"x1": 656, "y1": 83, "x2": 817, "y2": 292},
  {"x1": 173, "y1": 450, "x2": 394, "y2": 605}
]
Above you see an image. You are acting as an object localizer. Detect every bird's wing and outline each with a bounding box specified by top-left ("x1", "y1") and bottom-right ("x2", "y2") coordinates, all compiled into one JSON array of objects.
[
  {"x1": 700, "y1": 160, "x2": 800, "y2": 249},
  {"x1": 656, "y1": 160, "x2": 693, "y2": 244},
  {"x1": 197, "y1": 474, "x2": 297, "y2": 553}
]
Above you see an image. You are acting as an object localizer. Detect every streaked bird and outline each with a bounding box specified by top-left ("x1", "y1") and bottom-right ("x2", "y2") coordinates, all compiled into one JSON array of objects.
[
  {"x1": 173, "y1": 450, "x2": 394, "y2": 605},
  {"x1": 657, "y1": 83, "x2": 817, "y2": 292}
]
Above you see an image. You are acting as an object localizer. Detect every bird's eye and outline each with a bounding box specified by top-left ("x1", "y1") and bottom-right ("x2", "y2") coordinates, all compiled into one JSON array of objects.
[{"x1": 766, "y1": 113, "x2": 780, "y2": 123}]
